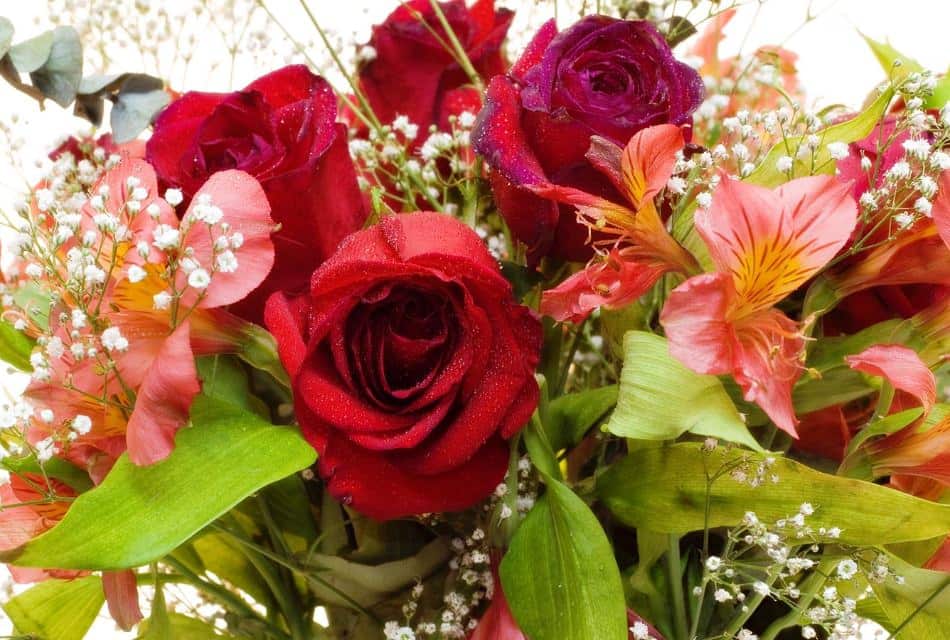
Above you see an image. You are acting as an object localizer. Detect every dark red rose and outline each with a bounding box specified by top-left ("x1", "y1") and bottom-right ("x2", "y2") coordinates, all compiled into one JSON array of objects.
[
  {"x1": 145, "y1": 65, "x2": 366, "y2": 321},
  {"x1": 358, "y1": 0, "x2": 513, "y2": 135},
  {"x1": 265, "y1": 212, "x2": 541, "y2": 520},
  {"x1": 473, "y1": 16, "x2": 704, "y2": 262}
]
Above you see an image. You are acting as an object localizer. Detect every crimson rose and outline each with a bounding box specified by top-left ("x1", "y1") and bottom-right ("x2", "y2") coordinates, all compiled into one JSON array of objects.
[
  {"x1": 358, "y1": 0, "x2": 512, "y2": 134},
  {"x1": 265, "y1": 212, "x2": 541, "y2": 520},
  {"x1": 473, "y1": 16, "x2": 704, "y2": 262},
  {"x1": 146, "y1": 65, "x2": 365, "y2": 320}
]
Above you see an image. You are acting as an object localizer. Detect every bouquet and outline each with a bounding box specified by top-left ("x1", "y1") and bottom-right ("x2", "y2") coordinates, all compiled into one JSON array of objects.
[{"x1": 0, "y1": 1, "x2": 947, "y2": 638}]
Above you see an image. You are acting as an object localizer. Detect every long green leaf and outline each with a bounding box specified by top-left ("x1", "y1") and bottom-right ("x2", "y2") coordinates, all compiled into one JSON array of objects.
[
  {"x1": 0, "y1": 395, "x2": 316, "y2": 570},
  {"x1": 597, "y1": 444, "x2": 950, "y2": 546},
  {"x1": 865, "y1": 553, "x2": 950, "y2": 640},
  {"x1": 0, "y1": 317, "x2": 34, "y2": 371},
  {"x1": 606, "y1": 332, "x2": 761, "y2": 450},
  {"x1": 861, "y1": 33, "x2": 924, "y2": 79},
  {"x1": 501, "y1": 477, "x2": 627, "y2": 640},
  {"x1": 2, "y1": 575, "x2": 103, "y2": 640},
  {"x1": 744, "y1": 86, "x2": 894, "y2": 188}
]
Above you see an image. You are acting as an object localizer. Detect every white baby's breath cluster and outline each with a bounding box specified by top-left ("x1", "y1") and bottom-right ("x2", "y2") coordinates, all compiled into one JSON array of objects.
[{"x1": 350, "y1": 112, "x2": 481, "y2": 217}]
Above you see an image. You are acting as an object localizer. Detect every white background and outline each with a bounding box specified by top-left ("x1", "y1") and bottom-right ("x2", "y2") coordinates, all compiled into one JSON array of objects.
[{"x1": 0, "y1": 0, "x2": 945, "y2": 637}]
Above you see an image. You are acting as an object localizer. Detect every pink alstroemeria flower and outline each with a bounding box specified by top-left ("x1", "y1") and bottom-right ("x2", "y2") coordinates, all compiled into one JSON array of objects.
[
  {"x1": 845, "y1": 344, "x2": 936, "y2": 414},
  {"x1": 24, "y1": 158, "x2": 275, "y2": 468},
  {"x1": 660, "y1": 175, "x2": 857, "y2": 436},
  {"x1": 538, "y1": 124, "x2": 698, "y2": 322}
]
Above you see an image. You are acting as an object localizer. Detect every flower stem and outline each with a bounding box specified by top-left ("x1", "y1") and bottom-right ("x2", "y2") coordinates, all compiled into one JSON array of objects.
[
  {"x1": 425, "y1": 0, "x2": 483, "y2": 89},
  {"x1": 667, "y1": 533, "x2": 689, "y2": 640},
  {"x1": 759, "y1": 559, "x2": 834, "y2": 640}
]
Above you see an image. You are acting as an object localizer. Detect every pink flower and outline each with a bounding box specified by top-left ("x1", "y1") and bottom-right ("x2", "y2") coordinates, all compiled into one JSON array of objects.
[
  {"x1": 845, "y1": 344, "x2": 936, "y2": 414},
  {"x1": 661, "y1": 176, "x2": 857, "y2": 436},
  {"x1": 538, "y1": 125, "x2": 698, "y2": 322}
]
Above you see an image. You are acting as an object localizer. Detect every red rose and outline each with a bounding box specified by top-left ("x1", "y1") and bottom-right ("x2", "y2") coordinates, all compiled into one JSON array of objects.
[
  {"x1": 473, "y1": 17, "x2": 704, "y2": 262},
  {"x1": 146, "y1": 65, "x2": 366, "y2": 321},
  {"x1": 358, "y1": 0, "x2": 512, "y2": 134},
  {"x1": 265, "y1": 213, "x2": 541, "y2": 520}
]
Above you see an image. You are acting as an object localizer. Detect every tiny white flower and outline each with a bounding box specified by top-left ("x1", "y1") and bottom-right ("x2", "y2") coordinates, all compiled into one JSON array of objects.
[
  {"x1": 776, "y1": 155, "x2": 793, "y2": 172},
  {"x1": 131, "y1": 186, "x2": 149, "y2": 201},
  {"x1": 860, "y1": 156, "x2": 873, "y2": 171},
  {"x1": 714, "y1": 588, "x2": 733, "y2": 602},
  {"x1": 801, "y1": 626, "x2": 817, "y2": 639},
  {"x1": 930, "y1": 151, "x2": 950, "y2": 170},
  {"x1": 696, "y1": 192, "x2": 713, "y2": 209},
  {"x1": 24, "y1": 263, "x2": 43, "y2": 278},
  {"x1": 886, "y1": 161, "x2": 911, "y2": 181},
  {"x1": 705, "y1": 556, "x2": 722, "y2": 571},
  {"x1": 914, "y1": 197, "x2": 932, "y2": 216},
  {"x1": 127, "y1": 265, "x2": 147, "y2": 283},
  {"x1": 164, "y1": 188, "x2": 184, "y2": 206},
  {"x1": 799, "y1": 502, "x2": 814, "y2": 515},
  {"x1": 827, "y1": 142, "x2": 849, "y2": 160},
  {"x1": 71, "y1": 414, "x2": 92, "y2": 435},
  {"x1": 666, "y1": 176, "x2": 687, "y2": 195},
  {"x1": 630, "y1": 621, "x2": 651, "y2": 639},
  {"x1": 188, "y1": 268, "x2": 211, "y2": 290},
  {"x1": 40, "y1": 409, "x2": 54, "y2": 423},
  {"x1": 215, "y1": 250, "x2": 239, "y2": 273},
  {"x1": 836, "y1": 558, "x2": 859, "y2": 580},
  {"x1": 894, "y1": 212, "x2": 916, "y2": 229},
  {"x1": 101, "y1": 326, "x2": 129, "y2": 352},
  {"x1": 153, "y1": 290, "x2": 172, "y2": 310},
  {"x1": 902, "y1": 138, "x2": 931, "y2": 160},
  {"x1": 35, "y1": 437, "x2": 56, "y2": 462},
  {"x1": 752, "y1": 581, "x2": 770, "y2": 596}
]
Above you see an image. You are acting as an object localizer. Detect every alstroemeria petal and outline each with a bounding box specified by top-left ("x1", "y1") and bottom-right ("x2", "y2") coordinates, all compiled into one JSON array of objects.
[
  {"x1": 541, "y1": 253, "x2": 666, "y2": 323},
  {"x1": 126, "y1": 321, "x2": 201, "y2": 466},
  {"x1": 179, "y1": 170, "x2": 275, "y2": 309},
  {"x1": 732, "y1": 308, "x2": 806, "y2": 437},
  {"x1": 846, "y1": 344, "x2": 936, "y2": 413},
  {"x1": 619, "y1": 124, "x2": 684, "y2": 209},
  {"x1": 103, "y1": 569, "x2": 143, "y2": 631},
  {"x1": 660, "y1": 272, "x2": 737, "y2": 376},
  {"x1": 697, "y1": 176, "x2": 856, "y2": 314}
]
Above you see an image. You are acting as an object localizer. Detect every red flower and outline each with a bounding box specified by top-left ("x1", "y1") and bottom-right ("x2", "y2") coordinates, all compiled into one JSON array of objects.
[
  {"x1": 265, "y1": 213, "x2": 541, "y2": 520},
  {"x1": 358, "y1": 0, "x2": 513, "y2": 135},
  {"x1": 145, "y1": 65, "x2": 365, "y2": 321},
  {"x1": 473, "y1": 16, "x2": 703, "y2": 262}
]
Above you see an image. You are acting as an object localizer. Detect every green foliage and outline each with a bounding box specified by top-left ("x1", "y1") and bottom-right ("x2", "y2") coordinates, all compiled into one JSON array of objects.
[
  {"x1": 744, "y1": 86, "x2": 895, "y2": 187},
  {"x1": 2, "y1": 575, "x2": 104, "y2": 640},
  {"x1": 0, "y1": 18, "x2": 168, "y2": 140},
  {"x1": 545, "y1": 385, "x2": 617, "y2": 452},
  {"x1": 607, "y1": 332, "x2": 761, "y2": 450},
  {"x1": 0, "y1": 318, "x2": 33, "y2": 371},
  {"x1": 597, "y1": 444, "x2": 950, "y2": 546},
  {"x1": 501, "y1": 476, "x2": 628, "y2": 640},
  {"x1": 0, "y1": 395, "x2": 316, "y2": 570}
]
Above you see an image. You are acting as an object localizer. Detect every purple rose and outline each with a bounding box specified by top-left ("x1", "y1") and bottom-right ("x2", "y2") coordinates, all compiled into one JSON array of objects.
[{"x1": 473, "y1": 16, "x2": 704, "y2": 262}]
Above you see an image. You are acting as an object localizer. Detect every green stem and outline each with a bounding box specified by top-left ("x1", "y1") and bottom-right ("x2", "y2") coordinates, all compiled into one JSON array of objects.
[
  {"x1": 238, "y1": 539, "x2": 309, "y2": 640},
  {"x1": 759, "y1": 560, "x2": 834, "y2": 640},
  {"x1": 426, "y1": 0, "x2": 483, "y2": 89},
  {"x1": 162, "y1": 556, "x2": 285, "y2": 638},
  {"x1": 667, "y1": 534, "x2": 689, "y2": 640}
]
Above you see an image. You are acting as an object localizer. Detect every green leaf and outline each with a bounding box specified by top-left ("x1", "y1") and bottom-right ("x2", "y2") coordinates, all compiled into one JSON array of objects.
[
  {"x1": 8, "y1": 29, "x2": 54, "y2": 72},
  {"x1": 3, "y1": 454, "x2": 93, "y2": 493},
  {"x1": 744, "y1": 86, "x2": 895, "y2": 188},
  {"x1": 524, "y1": 413, "x2": 561, "y2": 480},
  {"x1": 925, "y1": 71, "x2": 950, "y2": 110},
  {"x1": 0, "y1": 395, "x2": 316, "y2": 570},
  {"x1": 861, "y1": 33, "x2": 924, "y2": 80},
  {"x1": 111, "y1": 74, "x2": 169, "y2": 143},
  {"x1": 0, "y1": 17, "x2": 13, "y2": 59},
  {"x1": 3, "y1": 575, "x2": 104, "y2": 640},
  {"x1": 191, "y1": 533, "x2": 273, "y2": 607},
  {"x1": 140, "y1": 612, "x2": 233, "y2": 640},
  {"x1": 0, "y1": 317, "x2": 34, "y2": 371},
  {"x1": 501, "y1": 477, "x2": 627, "y2": 640},
  {"x1": 29, "y1": 26, "x2": 82, "y2": 107},
  {"x1": 597, "y1": 444, "x2": 950, "y2": 546},
  {"x1": 866, "y1": 554, "x2": 950, "y2": 639},
  {"x1": 606, "y1": 332, "x2": 761, "y2": 450},
  {"x1": 197, "y1": 355, "x2": 269, "y2": 417},
  {"x1": 546, "y1": 385, "x2": 617, "y2": 451}
]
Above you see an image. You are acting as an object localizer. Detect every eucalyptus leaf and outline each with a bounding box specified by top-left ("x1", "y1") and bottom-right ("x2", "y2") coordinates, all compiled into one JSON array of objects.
[
  {"x1": 29, "y1": 26, "x2": 82, "y2": 107},
  {"x1": 2, "y1": 575, "x2": 103, "y2": 640},
  {"x1": 501, "y1": 476, "x2": 628, "y2": 640},
  {"x1": 0, "y1": 17, "x2": 13, "y2": 59},
  {"x1": 607, "y1": 332, "x2": 761, "y2": 450},
  {"x1": 111, "y1": 82, "x2": 170, "y2": 143},
  {"x1": 0, "y1": 395, "x2": 316, "y2": 570},
  {"x1": 8, "y1": 29, "x2": 54, "y2": 72},
  {"x1": 597, "y1": 444, "x2": 950, "y2": 546}
]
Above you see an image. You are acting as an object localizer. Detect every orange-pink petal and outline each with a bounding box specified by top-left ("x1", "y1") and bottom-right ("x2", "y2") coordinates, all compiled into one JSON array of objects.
[
  {"x1": 179, "y1": 170, "x2": 275, "y2": 309},
  {"x1": 846, "y1": 344, "x2": 936, "y2": 413},
  {"x1": 660, "y1": 272, "x2": 737, "y2": 376},
  {"x1": 103, "y1": 569, "x2": 143, "y2": 631},
  {"x1": 619, "y1": 124, "x2": 684, "y2": 209},
  {"x1": 126, "y1": 321, "x2": 200, "y2": 466},
  {"x1": 541, "y1": 252, "x2": 667, "y2": 323}
]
